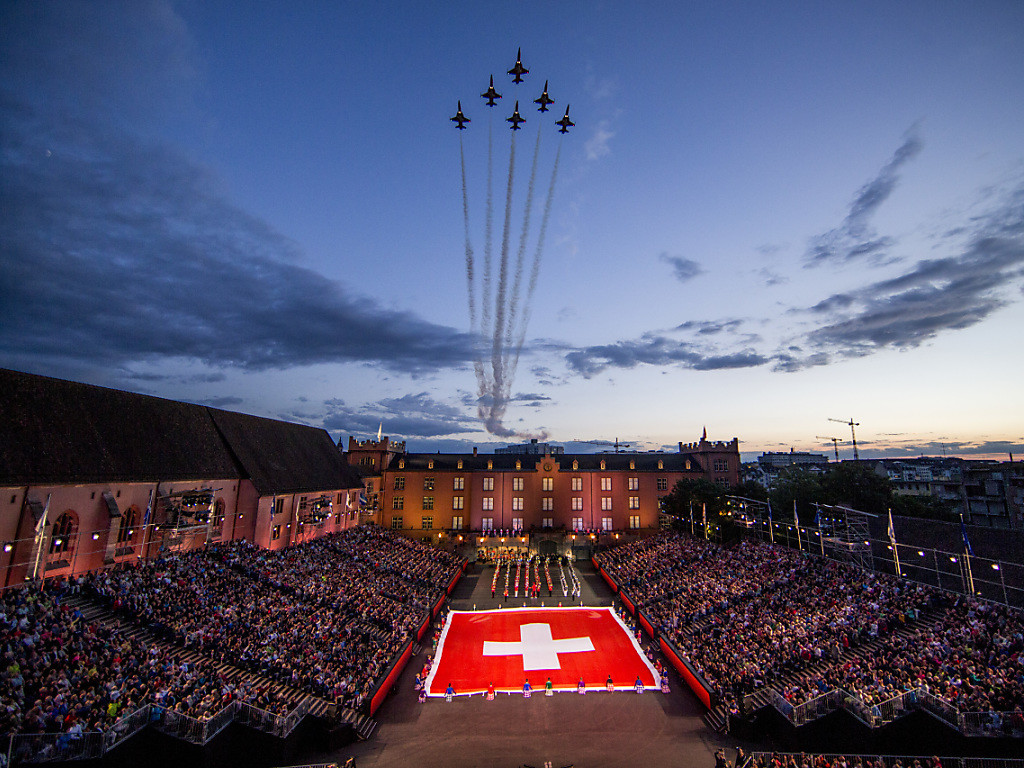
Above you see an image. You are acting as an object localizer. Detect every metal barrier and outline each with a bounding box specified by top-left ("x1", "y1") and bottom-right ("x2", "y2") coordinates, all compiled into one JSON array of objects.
[
  {"x1": 102, "y1": 704, "x2": 153, "y2": 751},
  {"x1": 916, "y1": 688, "x2": 961, "y2": 729},
  {"x1": 871, "y1": 687, "x2": 918, "y2": 725},
  {"x1": 156, "y1": 701, "x2": 239, "y2": 745},
  {"x1": 959, "y1": 710, "x2": 1024, "y2": 738},
  {"x1": 787, "y1": 690, "x2": 843, "y2": 725},
  {"x1": 748, "y1": 755, "x2": 1024, "y2": 768},
  {"x1": 237, "y1": 698, "x2": 310, "y2": 739},
  {"x1": 5, "y1": 732, "x2": 105, "y2": 764}
]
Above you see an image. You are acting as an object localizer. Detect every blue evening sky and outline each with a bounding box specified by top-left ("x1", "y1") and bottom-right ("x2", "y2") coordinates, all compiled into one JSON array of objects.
[{"x1": 2, "y1": 1, "x2": 1022, "y2": 460}]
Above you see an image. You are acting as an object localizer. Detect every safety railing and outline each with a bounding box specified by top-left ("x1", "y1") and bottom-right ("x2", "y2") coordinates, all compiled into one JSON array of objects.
[
  {"x1": 916, "y1": 688, "x2": 961, "y2": 729},
  {"x1": 959, "y1": 710, "x2": 1024, "y2": 738},
  {"x1": 236, "y1": 698, "x2": 310, "y2": 739},
  {"x1": 102, "y1": 703, "x2": 154, "y2": 751},
  {"x1": 747, "y1": 755, "x2": 1024, "y2": 768},
  {"x1": 783, "y1": 689, "x2": 844, "y2": 725},
  {"x1": 5, "y1": 732, "x2": 105, "y2": 764},
  {"x1": 155, "y1": 700, "x2": 239, "y2": 745}
]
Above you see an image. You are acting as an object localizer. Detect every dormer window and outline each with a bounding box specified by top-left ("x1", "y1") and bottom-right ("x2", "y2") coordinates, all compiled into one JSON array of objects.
[
  {"x1": 399, "y1": 459, "x2": 405, "y2": 469},
  {"x1": 428, "y1": 460, "x2": 434, "y2": 470}
]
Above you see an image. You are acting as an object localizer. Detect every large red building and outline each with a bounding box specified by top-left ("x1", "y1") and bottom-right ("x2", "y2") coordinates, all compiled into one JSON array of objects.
[
  {"x1": 0, "y1": 369, "x2": 364, "y2": 588},
  {"x1": 345, "y1": 433, "x2": 741, "y2": 549}
]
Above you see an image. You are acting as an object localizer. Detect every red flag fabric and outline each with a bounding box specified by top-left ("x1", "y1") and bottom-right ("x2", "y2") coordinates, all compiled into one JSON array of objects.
[{"x1": 425, "y1": 607, "x2": 660, "y2": 696}]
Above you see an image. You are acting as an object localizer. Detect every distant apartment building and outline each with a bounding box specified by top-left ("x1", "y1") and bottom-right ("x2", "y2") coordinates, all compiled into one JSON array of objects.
[
  {"x1": 746, "y1": 449, "x2": 831, "y2": 487},
  {"x1": 495, "y1": 439, "x2": 565, "y2": 455}
]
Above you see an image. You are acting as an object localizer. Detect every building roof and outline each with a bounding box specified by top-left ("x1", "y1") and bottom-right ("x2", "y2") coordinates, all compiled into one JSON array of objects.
[
  {"x1": 208, "y1": 408, "x2": 362, "y2": 496},
  {"x1": 387, "y1": 452, "x2": 704, "y2": 473},
  {"x1": 0, "y1": 368, "x2": 241, "y2": 486},
  {"x1": 0, "y1": 368, "x2": 361, "y2": 494}
]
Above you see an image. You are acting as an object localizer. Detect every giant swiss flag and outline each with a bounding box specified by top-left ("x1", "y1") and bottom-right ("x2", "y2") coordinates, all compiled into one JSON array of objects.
[{"x1": 425, "y1": 607, "x2": 661, "y2": 696}]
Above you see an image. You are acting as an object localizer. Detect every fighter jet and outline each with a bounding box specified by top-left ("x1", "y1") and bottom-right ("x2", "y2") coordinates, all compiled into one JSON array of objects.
[
  {"x1": 507, "y1": 48, "x2": 529, "y2": 83},
  {"x1": 507, "y1": 101, "x2": 525, "y2": 130},
  {"x1": 534, "y1": 80, "x2": 554, "y2": 112},
  {"x1": 481, "y1": 75, "x2": 502, "y2": 107},
  {"x1": 450, "y1": 101, "x2": 470, "y2": 130},
  {"x1": 555, "y1": 105, "x2": 575, "y2": 134}
]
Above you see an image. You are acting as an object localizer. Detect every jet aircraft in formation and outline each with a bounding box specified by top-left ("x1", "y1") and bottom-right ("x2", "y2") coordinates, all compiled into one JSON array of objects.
[
  {"x1": 450, "y1": 101, "x2": 470, "y2": 130},
  {"x1": 508, "y1": 48, "x2": 529, "y2": 83},
  {"x1": 452, "y1": 51, "x2": 575, "y2": 134},
  {"x1": 534, "y1": 81, "x2": 554, "y2": 112},
  {"x1": 506, "y1": 101, "x2": 525, "y2": 130},
  {"x1": 555, "y1": 105, "x2": 574, "y2": 134},
  {"x1": 481, "y1": 75, "x2": 502, "y2": 107}
]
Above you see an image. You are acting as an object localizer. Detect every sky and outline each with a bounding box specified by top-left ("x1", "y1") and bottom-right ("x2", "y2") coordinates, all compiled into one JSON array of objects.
[{"x1": 2, "y1": 1, "x2": 1023, "y2": 461}]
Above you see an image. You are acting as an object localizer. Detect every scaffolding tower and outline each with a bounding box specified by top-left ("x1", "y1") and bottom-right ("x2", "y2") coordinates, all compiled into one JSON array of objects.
[{"x1": 815, "y1": 503, "x2": 875, "y2": 572}]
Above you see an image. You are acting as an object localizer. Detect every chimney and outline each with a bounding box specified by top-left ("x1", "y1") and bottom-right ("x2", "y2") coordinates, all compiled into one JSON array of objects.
[
  {"x1": 678, "y1": 442, "x2": 683, "y2": 452},
  {"x1": 473, "y1": 446, "x2": 478, "y2": 456}
]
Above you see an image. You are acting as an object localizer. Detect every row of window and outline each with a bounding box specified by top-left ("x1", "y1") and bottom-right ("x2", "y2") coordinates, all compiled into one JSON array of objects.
[
  {"x1": 392, "y1": 495, "x2": 644, "y2": 511},
  {"x1": 395, "y1": 476, "x2": 668, "y2": 492},
  {"x1": 390, "y1": 515, "x2": 643, "y2": 531}
]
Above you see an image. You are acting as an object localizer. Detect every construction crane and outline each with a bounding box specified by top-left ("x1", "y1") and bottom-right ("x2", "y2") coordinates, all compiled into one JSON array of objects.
[
  {"x1": 573, "y1": 437, "x2": 632, "y2": 453},
  {"x1": 816, "y1": 436, "x2": 843, "y2": 462},
  {"x1": 828, "y1": 418, "x2": 860, "y2": 460}
]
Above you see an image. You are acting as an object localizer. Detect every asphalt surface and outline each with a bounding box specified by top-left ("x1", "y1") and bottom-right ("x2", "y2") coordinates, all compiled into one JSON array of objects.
[{"x1": 328, "y1": 560, "x2": 757, "y2": 768}]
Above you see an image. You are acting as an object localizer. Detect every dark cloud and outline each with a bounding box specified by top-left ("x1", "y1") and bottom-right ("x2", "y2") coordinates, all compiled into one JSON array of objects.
[
  {"x1": 0, "y1": 2, "x2": 475, "y2": 379},
  {"x1": 779, "y1": 183, "x2": 1024, "y2": 370},
  {"x1": 659, "y1": 253, "x2": 704, "y2": 283},
  {"x1": 199, "y1": 396, "x2": 244, "y2": 408},
  {"x1": 805, "y1": 130, "x2": 922, "y2": 266},
  {"x1": 565, "y1": 335, "x2": 769, "y2": 378},
  {"x1": 675, "y1": 319, "x2": 744, "y2": 336},
  {"x1": 322, "y1": 393, "x2": 480, "y2": 440},
  {"x1": 0, "y1": 100, "x2": 476, "y2": 376}
]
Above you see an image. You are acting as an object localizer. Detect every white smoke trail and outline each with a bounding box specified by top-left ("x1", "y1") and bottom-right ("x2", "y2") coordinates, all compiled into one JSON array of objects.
[
  {"x1": 505, "y1": 126, "x2": 543, "y2": 355},
  {"x1": 460, "y1": 134, "x2": 486, "y2": 399},
  {"x1": 490, "y1": 131, "x2": 517, "y2": 419}
]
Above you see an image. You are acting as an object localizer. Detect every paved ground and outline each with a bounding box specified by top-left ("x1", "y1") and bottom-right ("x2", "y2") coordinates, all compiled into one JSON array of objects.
[{"x1": 327, "y1": 561, "x2": 758, "y2": 768}]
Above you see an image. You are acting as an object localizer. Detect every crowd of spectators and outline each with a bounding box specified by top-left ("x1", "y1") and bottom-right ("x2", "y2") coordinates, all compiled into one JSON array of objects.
[
  {"x1": 747, "y1": 755, "x2": 948, "y2": 768},
  {"x1": 1, "y1": 579, "x2": 270, "y2": 742},
  {"x1": 2, "y1": 525, "x2": 461, "y2": 744},
  {"x1": 85, "y1": 527, "x2": 461, "y2": 709},
  {"x1": 598, "y1": 532, "x2": 1024, "y2": 723}
]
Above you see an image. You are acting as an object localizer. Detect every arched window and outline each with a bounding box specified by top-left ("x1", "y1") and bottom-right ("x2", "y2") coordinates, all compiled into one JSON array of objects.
[
  {"x1": 117, "y1": 508, "x2": 137, "y2": 544},
  {"x1": 212, "y1": 498, "x2": 225, "y2": 529},
  {"x1": 49, "y1": 511, "x2": 78, "y2": 560}
]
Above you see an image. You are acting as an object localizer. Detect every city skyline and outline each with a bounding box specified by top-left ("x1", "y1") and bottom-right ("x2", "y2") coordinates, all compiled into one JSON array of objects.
[{"x1": 2, "y1": 1, "x2": 1022, "y2": 462}]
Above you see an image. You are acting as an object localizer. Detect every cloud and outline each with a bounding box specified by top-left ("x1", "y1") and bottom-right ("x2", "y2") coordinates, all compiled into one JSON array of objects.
[
  {"x1": 660, "y1": 253, "x2": 704, "y2": 283},
  {"x1": 0, "y1": 101, "x2": 476, "y2": 377},
  {"x1": 585, "y1": 120, "x2": 615, "y2": 161},
  {"x1": 322, "y1": 393, "x2": 481, "y2": 440},
  {"x1": 565, "y1": 335, "x2": 768, "y2": 378},
  {"x1": 779, "y1": 186, "x2": 1024, "y2": 369},
  {"x1": 805, "y1": 130, "x2": 923, "y2": 266}
]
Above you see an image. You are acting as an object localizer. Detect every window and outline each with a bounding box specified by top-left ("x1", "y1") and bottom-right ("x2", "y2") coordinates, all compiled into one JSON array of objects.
[
  {"x1": 571, "y1": 477, "x2": 582, "y2": 491},
  {"x1": 424, "y1": 477, "x2": 435, "y2": 491},
  {"x1": 714, "y1": 459, "x2": 729, "y2": 472},
  {"x1": 601, "y1": 517, "x2": 612, "y2": 531},
  {"x1": 428, "y1": 460, "x2": 434, "y2": 470},
  {"x1": 482, "y1": 517, "x2": 493, "y2": 531},
  {"x1": 393, "y1": 497, "x2": 404, "y2": 510},
  {"x1": 657, "y1": 478, "x2": 668, "y2": 491},
  {"x1": 452, "y1": 496, "x2": 464, "y2": 510},
  {"x1": 571, "y1": 497, "x2": 583, "y2": 511},
  {"x1": 513, "y1": 477, "x2": 524, "y2": 491},
  {"x1": 542, "y1": 517, "x2": 553, "y2": 528},
  {"x1": 423, "y1": 496, "x2": 434, "y2": 510},
  {"x1": 117, "y1": 508, "x2": 137, "y2": 544},
  {"x1": 601, "y1": 477, "x2": 612, "y2": 491},
  {"x1": 452, "y1": 516, "x2": 464, "y2": 530},
  {"x1": 601, "y1": 497, "x2": 612, "y2": 511},
  {"x1": 483, "y1": 477, "x2": 494, "y2": 491},
  {"x1": 629, "y1": 515, "x2": 640, "y2": 529},
  {"x1": 628, "y1": 496, "x2": 640, "y2": 509},
  {"x1": 512, "y1": 517, "x2": 523, "y2": 531},
  {"x1": 628, "y1": 477, "x2": 639, "y2": 491},
  {"x1": 422, "y1": 516, "x2": 433, "y2": 530},
  {"x1": 512, "y1": 497, "x2": 524, "y2": 511},
  {"x1": 273, "y1": 497, "x2": 285, "y2": 516},
  {"x1": 272, "y1": 524, "x2": 282, "y2": 540},
  {"x1": 483, "y1": 497, "x2": 493, "y2": 511},
  {"x1": 212, "y1": 498, "x2": 225, "y2": 529},
  {"x1": 542, "y1": 497, "x2": 553, "y2": 511},
  {"x1": 394, "y1": 477, "x2": 405, "y2": 491},
  {"x1": 454, "y1": 477, "x2": 464, "y2": 491},
  {"x1": 542, "y1": 477, "x2": 553, "y2": 492},
  {"x1": 49, "y1": 513, "x2": 77, "y2": 557},
  {"x1": 457, "y1": 459, "x2": 463, "y2": 469},
  {"x1": 657, "y1": 460, "x2": 664, "y2": 470},
  {"x1": 571, "y1": 517, "x2": 583, "y2": 531},
  {"x1": 716, "y1": 477, "x2": 730, "y2": 488},
  {"x1": 391, "y1": 516, "x2": 403, "y2": 530}
]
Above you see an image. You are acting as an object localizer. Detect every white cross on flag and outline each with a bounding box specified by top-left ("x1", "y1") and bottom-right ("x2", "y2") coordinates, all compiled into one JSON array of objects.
[{"x1": 425, "y1": 607, "x2": 661, "y2": 696}]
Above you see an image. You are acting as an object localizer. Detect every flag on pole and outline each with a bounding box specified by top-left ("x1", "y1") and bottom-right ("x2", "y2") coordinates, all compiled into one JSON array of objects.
[
  {"x1": 887, "y1": 509, "x2": 897, "y2": 547},
  {"x1": 142, "y1": 488, "x2": 154, "y2": 527},
  {"x1": 959, "y1": 514, "x2": 974, "y2": 556}
]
